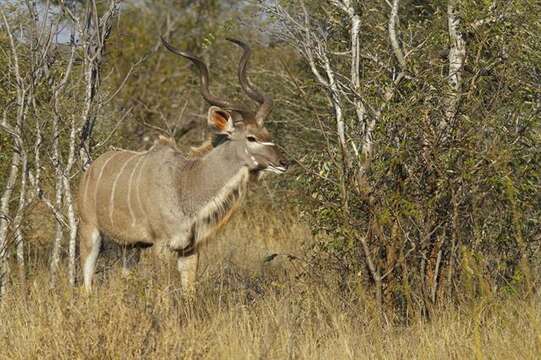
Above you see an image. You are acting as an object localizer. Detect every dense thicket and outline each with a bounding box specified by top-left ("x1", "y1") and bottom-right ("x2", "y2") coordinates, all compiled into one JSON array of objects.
[{"x1": 262, "y1": 0, "x2": 541, "y2": 315}]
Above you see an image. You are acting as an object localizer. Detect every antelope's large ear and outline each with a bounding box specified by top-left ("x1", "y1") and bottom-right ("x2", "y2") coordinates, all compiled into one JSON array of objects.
[{"x1": 208, "y1": 106, "x2": 234, "y2": 135}]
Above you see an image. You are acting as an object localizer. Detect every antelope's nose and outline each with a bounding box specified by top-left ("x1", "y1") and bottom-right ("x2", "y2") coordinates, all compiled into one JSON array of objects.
[{"x1": 280, "y1": 159, "x2": 289, "y2": 170}]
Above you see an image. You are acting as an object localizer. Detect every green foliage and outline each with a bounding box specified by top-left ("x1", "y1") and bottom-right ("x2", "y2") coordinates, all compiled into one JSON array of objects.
[{"x1": 264, "y1": 0, "x2": 541, "y2": 313}]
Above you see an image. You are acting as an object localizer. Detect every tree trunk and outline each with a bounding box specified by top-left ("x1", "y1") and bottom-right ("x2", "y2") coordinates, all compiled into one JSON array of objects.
[{"x1": 444, "y1": 0, "x2": 466, "y2": 129}]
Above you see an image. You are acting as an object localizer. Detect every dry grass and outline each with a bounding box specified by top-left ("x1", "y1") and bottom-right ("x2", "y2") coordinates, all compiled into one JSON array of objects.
[{"x1": 1, "y1": 202, "x2": 540, "y2": 359}]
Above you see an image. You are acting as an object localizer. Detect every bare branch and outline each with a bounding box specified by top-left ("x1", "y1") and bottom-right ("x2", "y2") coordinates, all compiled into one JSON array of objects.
[
  {"x1": 299, "y1": 1, "x2": 330, "y2": 88},
  {"x1": 388, "y1": 0, "x2": 406, "y2": 71}
]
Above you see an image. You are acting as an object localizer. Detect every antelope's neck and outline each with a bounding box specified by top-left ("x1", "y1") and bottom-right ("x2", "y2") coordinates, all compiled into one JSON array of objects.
[
  {"x1": 178, "y1": 144, "x2": 250, "y2": 217},
  {"x1": 175, "y1": 145, "x2": 250, "y2": 244}
]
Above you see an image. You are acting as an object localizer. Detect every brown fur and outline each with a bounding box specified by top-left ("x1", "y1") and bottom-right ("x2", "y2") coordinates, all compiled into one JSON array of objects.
[
  {"x1": 190, "y1": 139, "x2": 213, "y2": 158},
  {"x1": 155, "y1": 135, "x2": 179, "y2": 149}
]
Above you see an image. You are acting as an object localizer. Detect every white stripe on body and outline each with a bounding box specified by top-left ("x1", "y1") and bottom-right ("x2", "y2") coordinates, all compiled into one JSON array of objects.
[
  {"x1": 94, "y1": 152, "x2": 123, "y2": 210},
  {"x1": 83, "y1": 169, "x2": 91, "y2": 208},
  {"x1": 135, "y1": 154, "x2": 150, "y2": 219},
  {"x1": 127, "y1": 154, "x2": 147, "y2": 226},
  {"x1": 109, "y1": 152, "x2": 139, "y2": 226}
]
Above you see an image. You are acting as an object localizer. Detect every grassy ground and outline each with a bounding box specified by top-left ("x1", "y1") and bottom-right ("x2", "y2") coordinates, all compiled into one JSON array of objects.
[{"x1": 0, "y1": 203, "x2": 540, "y2": 359}]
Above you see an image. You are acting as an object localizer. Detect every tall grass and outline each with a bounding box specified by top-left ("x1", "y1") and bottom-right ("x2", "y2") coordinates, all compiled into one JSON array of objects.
[{"x1": 0, "y1": 202, "x2": 539, "y2": 359}]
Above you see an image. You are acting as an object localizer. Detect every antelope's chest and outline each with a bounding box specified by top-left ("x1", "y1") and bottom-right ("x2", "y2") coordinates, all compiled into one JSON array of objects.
[{"x1": 191, "y1": 168, "x2": 249, "y2": 243}]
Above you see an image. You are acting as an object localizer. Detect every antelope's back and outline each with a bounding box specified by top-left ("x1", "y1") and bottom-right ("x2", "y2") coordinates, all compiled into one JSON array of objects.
[
  {"x1": 78, "y1": 149, "x2": 136, "y2": 225},
  {"x1": 77, "y1": 143, "x2": 189, "y2": 244}
]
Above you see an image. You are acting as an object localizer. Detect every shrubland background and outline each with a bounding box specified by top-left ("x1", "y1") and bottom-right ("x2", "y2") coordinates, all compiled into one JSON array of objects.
[{"x1": 0, "y1": 0, "x2": 540, "y2": 358}]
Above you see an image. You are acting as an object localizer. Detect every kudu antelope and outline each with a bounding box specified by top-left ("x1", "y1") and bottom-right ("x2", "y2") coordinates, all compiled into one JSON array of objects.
[{"x1": 78, "y1": 38, "x2": 288, "y2": 292}]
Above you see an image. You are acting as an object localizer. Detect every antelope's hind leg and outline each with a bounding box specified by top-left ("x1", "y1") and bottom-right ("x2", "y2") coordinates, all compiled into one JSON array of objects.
[
  {"x1": 121, "y1": 246, "x2": 142, "y2": 276},
  {"x1": 79, "y1": 222, "x2": 102, "y2": 291}
]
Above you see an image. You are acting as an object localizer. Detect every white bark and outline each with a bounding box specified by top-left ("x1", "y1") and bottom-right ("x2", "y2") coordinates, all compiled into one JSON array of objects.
[
  {"x1": 338, "y1": 2, "x2": 372, "y2": 180},
  {"x1": 0, "y1": 8, "x2": 27, "y2": 296},
  {"x1": 445, "y1": 0, "x2": 466, "y2": 128},
  {"x1": 49, "y1": 113, "x2": 64, "y2": 280},
  {"x1": 75, "y1": 0, "x2": 120, "y2": 168},
  {"x1": 388, "y1": 0, "x2": 406, "y2": 71},
  {"x1": 0, "y1": 137, "x2": 21, "y2": 295},
  {"x1": 304, "y1": 1, "x2": 349, "y2": 168},
  {"x1": 64, "y1": 118, "x2": 79, "y2": 286},
  {"x1": 322, "y1": 57, "x2": 348, "y2": 166},
  {"x1": 297, "y1": 1, "x2": 351, "y2": 206},
  {"x1": 359, "y1": 234, "x2": 382, "y2": 309},
  {"x1": 49, "y1": 42, "x2": 75, "y2": 281},
  {"x1": 55, "y1": 0, "x2": 119, "y2": 285},
  {"x1": 12, "y1": 148, "x2": 28, "y2": 281}
]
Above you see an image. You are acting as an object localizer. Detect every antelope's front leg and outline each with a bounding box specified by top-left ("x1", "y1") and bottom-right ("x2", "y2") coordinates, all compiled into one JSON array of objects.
[{"x1": 177, "y1": 252, "x2": 199, "y2": 295}]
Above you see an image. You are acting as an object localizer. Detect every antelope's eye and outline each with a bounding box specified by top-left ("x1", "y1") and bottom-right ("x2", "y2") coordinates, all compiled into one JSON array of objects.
[{"x1": 247, "y1": 135, "x2": 257, "y2": 142}]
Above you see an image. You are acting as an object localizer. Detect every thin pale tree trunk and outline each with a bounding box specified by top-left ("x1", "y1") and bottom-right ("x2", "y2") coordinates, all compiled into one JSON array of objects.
[
  {"x1": 445, "y1": 0, "x2": 466, "y2": 128},
  {"x1": 12, "y1": 149, "x2": 28, "y2": 282},
  {"x1": 64, "y1": 119, "x2": 79, "y2": 286},
  {"x1": 0, "y1": 148, "x2": 21, "y2": 296},
  {"x1": 0, "y1": 11, "x2": 26, "y2": 296},
  {"x1": 49, "y1": 100, "x2": 65, "y2": 281},
  {"x1": 49, "y1": 38, "x2": 76, "y2": 283}
]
